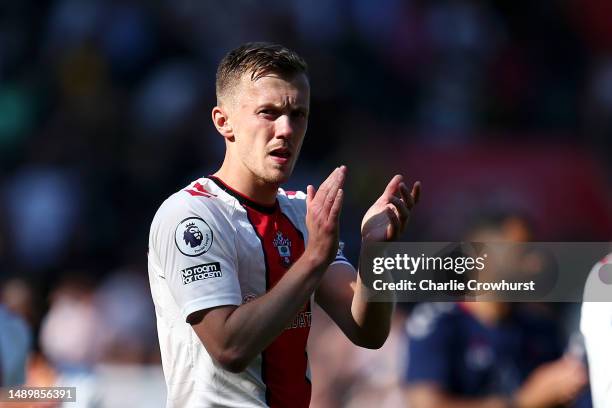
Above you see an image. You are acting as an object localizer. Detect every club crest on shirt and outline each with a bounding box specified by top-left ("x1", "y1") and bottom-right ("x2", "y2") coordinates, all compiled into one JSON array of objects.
[
  {"x1": 273, "y1": 231, "x2": 292, "y2": 267},
  {"x1": 175, "y1": 217, "x2": 213, "y2": 256}
]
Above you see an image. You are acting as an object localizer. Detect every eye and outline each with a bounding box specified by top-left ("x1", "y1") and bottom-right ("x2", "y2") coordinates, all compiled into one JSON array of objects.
[
  {"x1": 258, "y1": 109, "x2": 278, "y2": 119},
  {"x1": 291, "y1": 110, "x2": 308, "y2": 119}
]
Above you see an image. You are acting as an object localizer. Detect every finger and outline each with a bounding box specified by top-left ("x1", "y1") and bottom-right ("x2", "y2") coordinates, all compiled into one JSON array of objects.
[
  {"x1": 389, "y1": 195, "x2": 410, "y2": 227},
  {"x1": 411, "y1": 181, "x2": 421, "y2": 205},
  {"x1": 328, "y1": 188, "x2": 344, "y2": 223},
  {"x1": 314, "y1": 167, "x2": 340, "y2": 204},
  {"x1": 322, "y1": 166, "x2": 346, "y2": 216},
  {"x1": 386, "y1": 205, "x2": 402, "y2": 239},
  {"x1": 310, "y1": 168, "x2": 337, "y2": 217},
  {"x1": 380, "y1": 174, "x2": 403, "y2": 201},
  {"x1": 386, "y1": 203, "x2": 402, "y2": 228},
  {"x1": 399, "y1": 182, "x2": 415, "y2": 210}
]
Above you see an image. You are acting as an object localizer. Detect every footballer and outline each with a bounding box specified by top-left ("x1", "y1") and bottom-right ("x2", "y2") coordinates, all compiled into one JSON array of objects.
[{"x1": 147, "y1": 42, "x2": 420, "y2": 407}]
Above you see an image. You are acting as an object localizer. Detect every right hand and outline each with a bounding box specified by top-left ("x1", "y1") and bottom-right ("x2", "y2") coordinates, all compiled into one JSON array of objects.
[
  {"x1": 304, "y1": 166, "x2": 346, "y2": 269},
  {"x1": 514, "y1": 356, "x2": 588, "y2": 408}
]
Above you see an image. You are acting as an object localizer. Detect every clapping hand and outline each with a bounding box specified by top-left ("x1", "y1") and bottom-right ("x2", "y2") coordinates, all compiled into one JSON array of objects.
[{"x1": 361, "y1": 175, "x2": 420, "y2": 242}]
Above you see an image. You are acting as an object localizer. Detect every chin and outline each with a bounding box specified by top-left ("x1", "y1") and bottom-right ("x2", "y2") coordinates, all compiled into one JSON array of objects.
[
  {"x1": 266, "y1": 174, "x2": 290, "y2": 185},
  {"x1": 264, "y1": 169, "x2": 292, "y2": 185}
]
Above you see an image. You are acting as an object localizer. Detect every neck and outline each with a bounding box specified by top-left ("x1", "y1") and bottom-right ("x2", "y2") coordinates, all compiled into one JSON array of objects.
[{"x1": 213, "y1": 161, "x2": 279, "y2": 207}]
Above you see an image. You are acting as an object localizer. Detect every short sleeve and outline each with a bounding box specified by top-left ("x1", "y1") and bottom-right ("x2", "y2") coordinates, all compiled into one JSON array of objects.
[
  {"x1": 150, "y1": 195, "x2": 241, "y2": 322},
  {"x1": 404, "y1": 303, "x2": 453, "y2": 387}
]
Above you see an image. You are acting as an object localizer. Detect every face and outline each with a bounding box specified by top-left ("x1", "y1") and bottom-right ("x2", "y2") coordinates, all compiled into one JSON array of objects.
[{"x1": 222, "y1": 72, "x2": 310, "y2": 185}]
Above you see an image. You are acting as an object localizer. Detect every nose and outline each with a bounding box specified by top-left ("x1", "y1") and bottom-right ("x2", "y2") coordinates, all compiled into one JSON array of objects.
[{"x1": 275, "y1": 115, "x2": 293, "y2": 139}]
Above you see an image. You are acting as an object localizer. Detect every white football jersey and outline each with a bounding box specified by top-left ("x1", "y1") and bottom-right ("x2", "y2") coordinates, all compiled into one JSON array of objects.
[
  {"x1": 581, "y1": 253, "x2": 612, "y2": 408},
  {"x1": 148, "y1": 176, "x2": 349, "y2": 408},
  {"x1": 0, "y1": 306, "x2": 31, "y2": 386}
]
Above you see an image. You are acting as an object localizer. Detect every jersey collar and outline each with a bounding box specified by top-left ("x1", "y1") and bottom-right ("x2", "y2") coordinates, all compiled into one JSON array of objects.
[{"x1": 208, "y1": 176, "x2": 277, "y2": 214}]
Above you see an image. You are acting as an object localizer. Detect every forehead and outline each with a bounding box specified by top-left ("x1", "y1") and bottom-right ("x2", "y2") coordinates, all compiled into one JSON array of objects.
[{"x1": 234, "y1": 72, "x2": 310, "y2": 107}]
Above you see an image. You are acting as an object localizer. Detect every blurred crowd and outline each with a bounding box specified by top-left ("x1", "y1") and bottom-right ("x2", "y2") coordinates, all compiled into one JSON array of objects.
[{"x1": 0, "y1": 0, "x2": 611, "y2": 407}]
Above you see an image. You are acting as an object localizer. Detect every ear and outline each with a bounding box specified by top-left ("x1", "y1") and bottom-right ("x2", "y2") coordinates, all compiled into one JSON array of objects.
[{"x1": 212, "y1": 106, "x2": 234, "y2": 140}]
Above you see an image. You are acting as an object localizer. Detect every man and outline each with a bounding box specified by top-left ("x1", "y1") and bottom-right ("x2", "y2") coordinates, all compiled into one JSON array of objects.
[
  {"x1": 405, "y1": 302, "x2": 589, "y2": 408},
  {"x1": 581, "y1": 253, "x2": 612, "y2": 408},
  {"x1": 147, "y1": 42, "x2": 420, "y2": 407},
  {"x1": 403, "y1": 215, "x2": 589, "y2": 408}
]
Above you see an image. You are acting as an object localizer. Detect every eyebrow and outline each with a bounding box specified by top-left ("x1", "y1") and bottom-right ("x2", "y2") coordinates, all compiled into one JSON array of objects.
[{"x1": 257, "y1": 102, "x2": 309, "y2": 113}]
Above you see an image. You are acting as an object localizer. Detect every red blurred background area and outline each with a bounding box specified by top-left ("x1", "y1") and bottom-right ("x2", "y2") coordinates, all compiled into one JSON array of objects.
[{"x1": 396, "y1": 141, "x2": 611, "y2": 240}]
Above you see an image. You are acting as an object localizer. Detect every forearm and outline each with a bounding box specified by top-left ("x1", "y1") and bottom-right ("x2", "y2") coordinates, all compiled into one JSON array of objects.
[
  {"x1": 350, "y1": 272, "x2": 394, "y2": 347},
  {"x1": 351, "y1": 172, "x2": 420, "y2": 344},
  {"x1": 407, "y1": 387, "x2": 510, "y2": 408},
  {"x1": 214, "y1": 251, "x2": 326, "y2": 369},
  {"x1": 315, "y1": 261, "x2": 394, "y2": 349},
  {"x1": 419, "y1": 396, "x2": 509, "y2": 408}
]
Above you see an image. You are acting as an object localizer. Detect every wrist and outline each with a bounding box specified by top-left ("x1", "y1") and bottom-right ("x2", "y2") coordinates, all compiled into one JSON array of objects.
[{"x1": 301, "y1": 247, "x2": 330, "y2": 273}]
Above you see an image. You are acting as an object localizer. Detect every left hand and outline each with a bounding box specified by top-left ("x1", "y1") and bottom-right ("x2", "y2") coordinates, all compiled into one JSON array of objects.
[{"x1": 361, "y1": 175, "x2": 421, "y2": 242}]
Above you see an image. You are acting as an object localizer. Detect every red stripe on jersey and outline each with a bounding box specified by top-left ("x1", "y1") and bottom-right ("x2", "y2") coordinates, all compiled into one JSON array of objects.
[
  {"x1": 184, "y1": 189, "x2": 212, "y2": 197},
  {"x1": 193, "y1": 182, "x2": 217, "y2": 196},
  {"x1": 245, "y1": 205, "x2": 310, "y2": 408}
]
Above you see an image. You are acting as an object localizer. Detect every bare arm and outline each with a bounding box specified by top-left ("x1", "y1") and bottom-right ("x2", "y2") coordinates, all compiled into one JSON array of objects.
[
  {"x1": 405, "y1": 357, "x2": 587, "y2": 408},
  {"x1": 406, "y1": 384, "x2": 509, "y2": 408},
  {"x1": 189, "y1": 166, "x2": 346, "y2": 372},
  {"x1": 189, "y1": 253, "x2": 329, "y2": 372},
  {"x1": 315, "y1": 262, "x2": 393, "y2": 348},
  {"x1": 316, "y1": 175, "x2": 421, "y2": 349}
]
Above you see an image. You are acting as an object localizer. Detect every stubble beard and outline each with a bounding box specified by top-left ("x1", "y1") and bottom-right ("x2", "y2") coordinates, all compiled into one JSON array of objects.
[
  {"x1": 260, "y1": 164, "x2": 292, "y2": 185},
  {"x1": 244, "y1": 157, "x2": 292, "y2": 187}
]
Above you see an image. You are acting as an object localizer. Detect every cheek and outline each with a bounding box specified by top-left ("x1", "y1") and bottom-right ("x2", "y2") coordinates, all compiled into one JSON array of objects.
[
  {"x1": 234, "y1": 117, "x2": 275, "y2": 157},
  {"x1": 295, "y1": 119, "x2": 308, "y2": 137},
  {"x1": 249, "y1": 124, "x2": 274, "y2": 149},
  {"x1": 240, "y1": 135, "x2": 267, "y2": 155},
  {"x1": 294, "y1": 126, "x2": 307, "y2": 146},
  {"x1": 237, "y1": 128, "x2": 269, "y2": 162}
]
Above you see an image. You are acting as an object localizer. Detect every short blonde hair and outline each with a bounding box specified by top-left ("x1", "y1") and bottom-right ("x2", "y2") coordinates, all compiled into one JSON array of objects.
[{"x1": 215, "y1": 42, "x2": 308, "y2": 104}]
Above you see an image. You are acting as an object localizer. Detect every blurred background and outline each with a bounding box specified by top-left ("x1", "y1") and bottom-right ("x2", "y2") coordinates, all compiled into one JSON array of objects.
[{"x1": 0, "y1": 0, "x2": 610, "y2": 407}]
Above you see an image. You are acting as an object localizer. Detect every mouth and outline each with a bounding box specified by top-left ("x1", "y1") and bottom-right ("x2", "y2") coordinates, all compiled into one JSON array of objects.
[{"x1": 269, "y1": 147, "x2": 292, "y2": 164}]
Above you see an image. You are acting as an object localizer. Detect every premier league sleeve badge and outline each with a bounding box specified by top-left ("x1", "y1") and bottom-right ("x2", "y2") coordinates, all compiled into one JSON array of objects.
[{"x1": 175, "y1": 217, "x2": 214, "y2": 256}]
